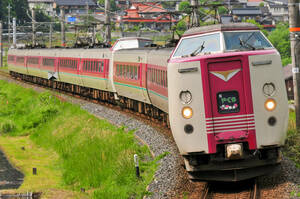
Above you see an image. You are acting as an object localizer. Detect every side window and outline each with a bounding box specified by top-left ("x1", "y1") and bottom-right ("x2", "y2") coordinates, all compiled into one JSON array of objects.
[{"x1": 116, "y1": 64, "x2": 119, "y2": 76}]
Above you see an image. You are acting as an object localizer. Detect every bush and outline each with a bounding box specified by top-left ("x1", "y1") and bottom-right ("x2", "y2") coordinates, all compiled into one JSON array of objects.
[{"x1": 0, "y1": 120, "x2": 16, "y2": 134}]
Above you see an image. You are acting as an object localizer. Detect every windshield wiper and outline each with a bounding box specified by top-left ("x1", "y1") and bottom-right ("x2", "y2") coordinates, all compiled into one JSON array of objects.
[
  {"x1": 239, "y1": 38, "x2": 256, "y2": 50},
  {"x1": 190, "y1": 41, "x2": 205, "y2": 56}
]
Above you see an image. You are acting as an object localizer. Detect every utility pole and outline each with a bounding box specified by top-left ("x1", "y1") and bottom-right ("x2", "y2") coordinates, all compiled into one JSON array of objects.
[
  {"x1": 13, "y1": 18, "x2": 16, "y2": 48},
  {"x1": 0, "y1": 21, "x2": 3, "y2": 67},
  {"x1": 32, "y1": 8, "x2": 36, "y2": 46},
  {"x1": 289, "y1": 0, "x2": 300, "y2": 127},
  {"x1": 105, "y1": 0, "x2": 111, "y2": 43},
  {"x1": 60, "y1": 7, "x2": 66, "y2": 47},
  {"x1": 191, "y1": 0, "x2": 200, "y2": 27},
  {"x1": 7, "y1": 4, "x2": 11, "y2": 45}
]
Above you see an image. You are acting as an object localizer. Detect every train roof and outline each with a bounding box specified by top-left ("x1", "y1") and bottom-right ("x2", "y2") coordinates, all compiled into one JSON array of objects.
[{"x1": 183, "y1": 23, "x2": 259, "y2": 37}]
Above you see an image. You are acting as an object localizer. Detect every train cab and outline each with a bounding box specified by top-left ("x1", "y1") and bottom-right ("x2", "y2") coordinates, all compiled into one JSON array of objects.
[{"x1": 167, "y1": 23, "x2": 288, "y2": 181}]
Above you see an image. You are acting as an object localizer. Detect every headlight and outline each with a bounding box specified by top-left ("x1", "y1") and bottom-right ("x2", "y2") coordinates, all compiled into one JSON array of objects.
[
  {"x1": 263, "y1": 83, "x2": 276, "y2": 96},
  {"x1": 182, "y1": 107, "x2": 193, "y2": 119},
  {"x1": 265, "y1": 99, "x2": 276, "y2": 111},
  {"x1": 179, "y1": 90, "x2": 192, "y2": 104}
]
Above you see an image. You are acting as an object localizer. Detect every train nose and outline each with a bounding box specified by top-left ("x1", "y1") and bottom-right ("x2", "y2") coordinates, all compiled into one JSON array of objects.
[{"x1": 226, "y1": 143, "x2": 243, "y2": 160}]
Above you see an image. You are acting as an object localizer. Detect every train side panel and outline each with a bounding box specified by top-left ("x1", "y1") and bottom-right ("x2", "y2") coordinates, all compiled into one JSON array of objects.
[
  {"x1": 146, "y1": 49, "x2": 171, "y2": 113},
  {"x1": 80, "y1": 49, "x2": 112, "y2": 92},
  {"x1": 26, "y1": 50, "x2": 42, "y2": 78},
  {"x1": 249, "y1": 53, "x2": 289, "y2": 147},
  {"x1": 39, "y1": 50, "x2": 59, "y2": 80},
  {"x1": 168, "y1": 61, "x2": 209, "y2": 154},
  {"x1": 57, "y1": 49, "x2": 83, "y2": 86},
  {"x1": 8, "y1": 49, "x2": 28, "y2": 75},
  {"x1": 113, "y1": 49, "x2": 151, "y2": 104}
]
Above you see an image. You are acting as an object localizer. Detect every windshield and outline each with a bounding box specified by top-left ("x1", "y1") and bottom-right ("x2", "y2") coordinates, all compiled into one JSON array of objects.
[
  {"x1": 223, "y1": 31, "x2": 272, "y2": 51},
  {"x1": 173, "y1": 33, "x2": 221, "y2": 57}
]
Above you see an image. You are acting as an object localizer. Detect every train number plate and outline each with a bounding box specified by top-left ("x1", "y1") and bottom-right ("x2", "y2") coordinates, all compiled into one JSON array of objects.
[{"x1": 217, "y1": 91, "x2": 240, "y2": 114}]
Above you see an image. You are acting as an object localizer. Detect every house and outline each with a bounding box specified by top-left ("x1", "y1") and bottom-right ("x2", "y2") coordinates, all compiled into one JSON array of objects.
[
  {"x1": 120, "y1": 3, "x2": 177, "y2": 31},
  {"x1": 231, "y1": 7, "x2": 263, "y2": 22},
  {"x1": 283, "y1": 64, "x2": 293, "y2": 100},
  {"x1": 27, "y1": 0, "x2": 55, "y2": 15},
  {"x1": 54, "y1": 0, "x2": 97, "y2": 15},
  {"x1": 267, "y1": 4, "x2": 289, "y2": 22}
]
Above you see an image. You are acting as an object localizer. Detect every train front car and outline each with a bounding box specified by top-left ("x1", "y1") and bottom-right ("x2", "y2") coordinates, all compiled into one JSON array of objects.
[{"x1": 168, "y1": 23, "x2": 288, "y2": 181}]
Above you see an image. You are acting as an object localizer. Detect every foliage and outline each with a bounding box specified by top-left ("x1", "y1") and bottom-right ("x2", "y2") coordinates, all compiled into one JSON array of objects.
[
  {"x1": 283, "y1": 111, "x2": 300, "y2": 168},
  {"x1": 162, "y1": 2, "x2": 176, "y2": 9},
  {"x1": 176, "y1": 20, "x2": 187, "y2": 32},
  {"x1": 0, "y1": 0, "x2": 31, "y2": 27},
  {"x1": 259, "y1": 2, "x2": 265, "y2": 7},
  {"x1": 267, "y1": 23, "x2": 291, "y2": 66},
  {"x1": 245, "y1": 19, "x2": 268, "y2": 36},
  {"x1": 0, "y1": 80, "x2": 157, "y2": 198},
  {"x1": 179, "y1": 1, "x2": 192, "y2": 14},
  {"x1": 97, "y1": 0, "x2": 118, "y2": 12},
  {"x1": 218, "y1": 6, "x2": 228, "y2": 15}
]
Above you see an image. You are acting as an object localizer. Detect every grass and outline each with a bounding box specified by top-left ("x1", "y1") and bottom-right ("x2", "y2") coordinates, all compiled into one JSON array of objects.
[
  {"x1": 0, "y1": 80, "x2": 158, "y2": 198},
  {"x1": 282, "y1": 110, "x2": 300, "y2": 168}
]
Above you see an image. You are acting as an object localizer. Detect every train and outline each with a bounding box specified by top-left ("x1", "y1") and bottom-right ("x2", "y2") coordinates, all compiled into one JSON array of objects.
[{"x1": 7, "y1": 23, "x2": 289, "y2": 182}]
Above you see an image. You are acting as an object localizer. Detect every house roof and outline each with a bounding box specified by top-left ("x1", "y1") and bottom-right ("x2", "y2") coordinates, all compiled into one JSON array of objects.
[
  {"x1": 54, "y1": 0, "x2": 96, "y2": 6},
  {"x1": 284, "y1": 64, "x2": 292, "y2": 80},
  {"x1": 232, "y1": 7, "x2": 262, "y2": 15}
]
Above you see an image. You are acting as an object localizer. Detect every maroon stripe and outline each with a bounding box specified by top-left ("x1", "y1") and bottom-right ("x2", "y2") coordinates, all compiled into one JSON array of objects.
[
  {"x1": 206, "y1": 125, "x2": 256, "y2": 132},
  {"x1": 206, "y1": 119, "x2": 255, "y2": 125},
  {"x1": 206, "y1": 117, "x2": 254, "y2": 123}
]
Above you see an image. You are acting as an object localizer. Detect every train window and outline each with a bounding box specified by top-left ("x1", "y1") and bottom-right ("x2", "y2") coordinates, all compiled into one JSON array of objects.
[
  {"x1": 8, "y1": 55, "x2": 15, "y2": 62},
  {"x1": 101, "y1": 61, "x2": 104, "y2": 72},
  {"x1": 173, "y1": 33, "x2": 221, "y2": 57},
  {"x1": 126, "y1": 65, "x2": 129, "y2": 79},
  {"x1": 28, "y1": 57, "x2": 39, "y2": 65},
  {"x1": 223, "y1": 31, "x2": 272, "y2": 51},
  {"x1": 166, "y1": 73, "x2": 168, "y2": 87},
  {"x1": 16, "y1": 56, "x2": 25, "y2": 63},
  {"x1": 135, "y1": 66, "x2": 138, "y2": 80},
  {"x1": 43, "y1": 58, "x2": 55, "y2": 67}
]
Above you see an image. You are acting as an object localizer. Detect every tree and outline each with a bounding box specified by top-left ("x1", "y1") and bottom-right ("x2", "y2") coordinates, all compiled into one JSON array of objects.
[
  {"x1": 259, "y1": 2, "x2": 264, "y2": 7},
  {"x1": 98, "y1": 0, "x2": 118, "y2": 12},
  {"x1": 0, "y1": 0, "x2": 30, "y2": 28},
  {"x1": 179, "y1": 1, "x2": 191, "y2": 14},
  {"x1": 267, "y1": 23, "x2": 291, "y2": 66}
]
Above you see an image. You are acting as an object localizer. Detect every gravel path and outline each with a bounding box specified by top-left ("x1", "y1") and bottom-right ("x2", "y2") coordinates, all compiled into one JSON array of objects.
[{"x1": 1, "y1": 72, "x2": 300, "y2": 198}]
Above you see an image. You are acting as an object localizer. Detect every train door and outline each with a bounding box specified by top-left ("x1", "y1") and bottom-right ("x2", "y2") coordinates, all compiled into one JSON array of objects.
[
  {"x1": 207, "y1": 58, "x2": 246, "y2": 118},
  {"x1": 205, "y1": 56, "x2": 256, "y2": 152}
]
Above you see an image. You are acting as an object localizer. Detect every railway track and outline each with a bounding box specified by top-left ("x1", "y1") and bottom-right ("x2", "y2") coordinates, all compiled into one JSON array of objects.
[{"x1": 200, "y1": 179, "x2": 259, "y2": 199}]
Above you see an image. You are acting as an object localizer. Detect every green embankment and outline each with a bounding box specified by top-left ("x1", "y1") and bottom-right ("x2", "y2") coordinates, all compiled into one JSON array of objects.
[{"x1": 0, "y1": 80, "x2": 158, "y2": 198}]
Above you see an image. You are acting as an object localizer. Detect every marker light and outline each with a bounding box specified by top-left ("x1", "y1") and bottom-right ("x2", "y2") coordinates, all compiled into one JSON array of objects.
[
  {"x1": 182, "y1": 107, "x2": 193, "y2": 119},
  {"x1": 265, "y1": 99, "x2": 276, "y2": 111}
]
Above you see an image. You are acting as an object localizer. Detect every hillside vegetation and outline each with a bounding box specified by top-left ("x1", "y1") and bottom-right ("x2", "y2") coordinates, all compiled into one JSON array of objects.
[{"x1": 0, "y1": 80, "x2": 157, "y2": 198}]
